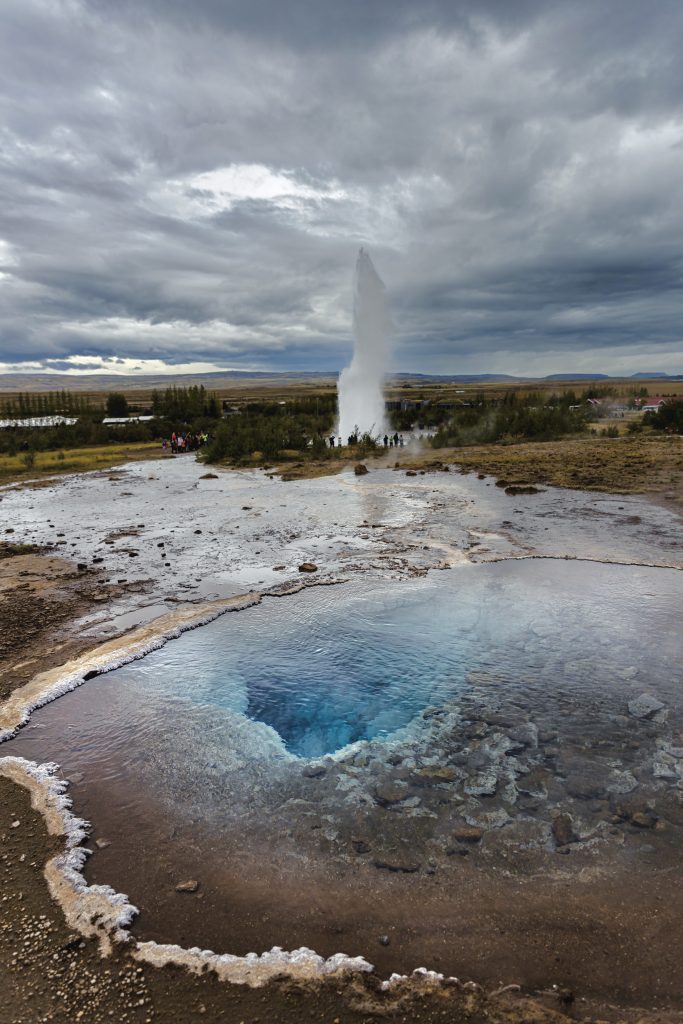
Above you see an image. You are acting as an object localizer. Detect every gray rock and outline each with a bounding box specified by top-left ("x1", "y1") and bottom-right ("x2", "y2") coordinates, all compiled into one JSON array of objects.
[
  {"x1": 566, "y1": 774, "x2": 607, "y2": 800},
  {"x1": 653, "y1": 762, "x2": 678, "y2": 781},
  {"x1": 464, "y1": 771, "x2": 498, "y2": 797},
  {"x1": 607, "y1": 770, "x2": 638, "y2": 795},
  {"x1": 509, "y1": 723, "x2": 539, "y2": 749},
  {"x1": 374, "y1": 781, "x2": 411, "y2": 806},
  {"x1": 628, "y1": 694, "x2": 665, "y2": 720}
]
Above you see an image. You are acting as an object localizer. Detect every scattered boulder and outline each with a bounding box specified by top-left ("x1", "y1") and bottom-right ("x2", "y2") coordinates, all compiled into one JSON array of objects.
[
  {"x1": 379, "y1": 934, "x2": 391, "y2": 946},
  {"x1": 200, "y1": 473, "x2": 218, "y2": 479},
  {"x1": 628, "y1": 694, "x2": 665, "y2": 720},
  {"x1": 631, "y1": 811, "x2": 657, "y2": 829},
  {"x1": 175, "y1": 879, "x2": 199, "y2": 893},
  {"x1": 352, "y1": 839, "x2": 371, "y2": 854},
  {"x1": 405, "y1": 470, "x2": 417, "y2": 477},
  {"x1": 95, "y1": 838, "x2": 112, "y2": 850},
  {"x1": 412, "y1": 766, "x2": 457, "y2": 784},
  {"x1": 464, "y1": 772, "x2": 498, "y2": 797},
  {"x1": 607, "y1": 769, "x2": 638, "y2": 795},
  {"x1": 298, "y1": 562, "x2": 318, "y2": 573},
  {"x1": 505, "y1": 485, "x2": 543, "y2": 496},
  {"x1": 302, "y1": 764, "x2": 326, "y2": 779},
  {"x1": 566, "y1": 774, "x2": 606, "y2": 800},
  {"x1": 372, "y1": 856, "x2": 420, "y2": 873},
  {"x1": 652, "y1": 761, "x2": 678, "y2": 780},
  {"x1": 509, "y1": 723, "x2": 538, "y2": 749},
  {"x1": 451, "y1": 825, "x2": 484, "y2": 844},
  {"x1": 354, "y1": 463, "x2": 369, "y2": 476},
  {"x1": 374, "y1": 781, "x2": 410, "y2": 806},
  {"x1": 552, "y1": 813, "x2": 576, "y2": 847}
]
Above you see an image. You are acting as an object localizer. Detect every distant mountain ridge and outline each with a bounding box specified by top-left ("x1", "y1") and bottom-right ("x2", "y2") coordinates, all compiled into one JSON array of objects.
[{"x1": 0, "y1": 370, "x2": 681, "y2": 392}]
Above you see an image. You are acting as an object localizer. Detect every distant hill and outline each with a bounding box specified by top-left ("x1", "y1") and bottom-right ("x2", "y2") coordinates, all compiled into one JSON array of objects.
[
  {"x1": 0, "y1": 370, "x2": 338, "y2": 393},
  {"x1": 0, "y1": 369, "x2": 680, "y2": 393},
  {"x1": 544, "y1": 373, "x2": 610, "y2": 381},
  {"x1": 394, "y1": 373, "x2": 521, "y2": 383}
]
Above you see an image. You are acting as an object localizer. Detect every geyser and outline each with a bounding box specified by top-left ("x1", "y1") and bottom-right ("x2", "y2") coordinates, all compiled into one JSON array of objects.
[{"x1": 337, "y1": 249, "x2": 390, "y2": 441}]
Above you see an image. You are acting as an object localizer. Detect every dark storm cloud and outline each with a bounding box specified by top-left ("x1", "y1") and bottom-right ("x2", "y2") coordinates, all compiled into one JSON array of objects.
[{"x1": 0, "y1": 0, "x2": 682, "y2": 376}]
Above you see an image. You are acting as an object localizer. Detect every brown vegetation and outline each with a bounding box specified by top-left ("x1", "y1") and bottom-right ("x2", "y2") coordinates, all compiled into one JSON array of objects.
[{"x1": 401, "y1": 434, "x2": 683, "y2": 502}]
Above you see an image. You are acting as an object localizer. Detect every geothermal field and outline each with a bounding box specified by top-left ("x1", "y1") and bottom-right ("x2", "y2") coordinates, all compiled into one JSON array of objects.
[
  {"x1": 1, "y1": 253, "x2": 683, "y2": 1024},
  {"x1": 2, "y1": 433, "x2": 683, "y2": 1016}
]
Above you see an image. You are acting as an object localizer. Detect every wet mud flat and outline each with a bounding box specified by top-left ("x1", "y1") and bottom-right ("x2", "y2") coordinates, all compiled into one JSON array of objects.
[{"x1": 2, "y1": 459, "x2": 683, "y2": 1020}]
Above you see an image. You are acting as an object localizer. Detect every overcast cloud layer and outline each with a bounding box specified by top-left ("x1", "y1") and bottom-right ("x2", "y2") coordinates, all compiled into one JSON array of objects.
[{"x1": 0, "y1": 0, "x2": 682, "y2": 376}]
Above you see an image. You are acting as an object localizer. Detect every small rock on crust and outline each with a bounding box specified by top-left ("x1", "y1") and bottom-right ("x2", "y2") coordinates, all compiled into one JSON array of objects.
[
  {"x1": 464, "y1": 771, "x2": 498, "y2": 797},
  {"x1": 504, "y1": 485, "x2": 543, "y2": 496},
  {"x1": 95, "y1": 838, "x2": 112, "y2": 850},
  {"x1": 374, "y1": 781, "x2": 410, "y2": 806},
  {"x1": 413, "y1": 766, "x2": 458, "y2": 784},
  {"x1": 200, "y1": 473, "x2": 218, "y2": 479},
  {"x1": 372, "y1": 856, "x2": 420, "y2": 873},
  {"x1": 551, "y1": 813, "x2": 576, "y2": 847},
  {"x1": 451, "y1": 825, "x2": 484, "y2": 844},
  {"x1": 298, "y1": 562, "x2": 318, "y2": 573},
  {"x1": 627, "y1": 693, "x2": 665, "y2": 720},
  {"x1": 354, "y1": 463, "x2": 369, "y2": 476},
  {"x1": 630, "y1": 811, "x2": 657, "y2": 829},
  {"x1": 175, "y1": 879, "x2": 199, "y2": 893}
]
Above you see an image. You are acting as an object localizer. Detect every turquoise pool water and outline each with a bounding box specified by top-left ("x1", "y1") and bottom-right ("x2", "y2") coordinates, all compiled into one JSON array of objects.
[{"x1": 72, "y1": 559, "x2": 681, "y2": 758}]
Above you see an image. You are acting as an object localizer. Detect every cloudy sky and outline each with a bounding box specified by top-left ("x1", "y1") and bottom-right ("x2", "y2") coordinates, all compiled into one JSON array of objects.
[{"x1": 1, "y1": 0, "x2": 682, "y2": 377}]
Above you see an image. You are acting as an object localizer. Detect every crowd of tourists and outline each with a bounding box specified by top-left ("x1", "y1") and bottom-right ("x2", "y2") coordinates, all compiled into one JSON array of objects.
[
  {"x1": 326, "y1": 432, "x2": 405, "y2": 448},
  {"x1": 162, "y1": 430, "x2": 210, "y2": 453}
]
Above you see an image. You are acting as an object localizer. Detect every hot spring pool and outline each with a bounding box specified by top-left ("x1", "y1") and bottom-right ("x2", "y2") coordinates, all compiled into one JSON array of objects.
[
  {"x1": 7, "y1": 555, "x2": 683, "y2": 983},
  {"x1": 14, "y1": 558, "x2": 680, "y2": 765}
]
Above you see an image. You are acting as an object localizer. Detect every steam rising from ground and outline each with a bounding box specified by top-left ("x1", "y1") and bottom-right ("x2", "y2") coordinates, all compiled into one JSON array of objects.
[{"x1": 338, "y1": 249, "x2": 390, "y2": 441}]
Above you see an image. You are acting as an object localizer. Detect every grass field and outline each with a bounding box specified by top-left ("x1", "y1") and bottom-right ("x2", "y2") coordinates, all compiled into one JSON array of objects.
[
  {"x1": 0, "y1": 442, "x2": 163, "y2": 486},
  {"x1": 402, "y1": 434, "x2": 683, "y2": 500}
]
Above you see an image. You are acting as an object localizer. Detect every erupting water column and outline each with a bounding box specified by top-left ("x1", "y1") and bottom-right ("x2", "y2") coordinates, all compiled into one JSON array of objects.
[{"x1": 337, "y1": 248, "x2": 390, "y2": 441}]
